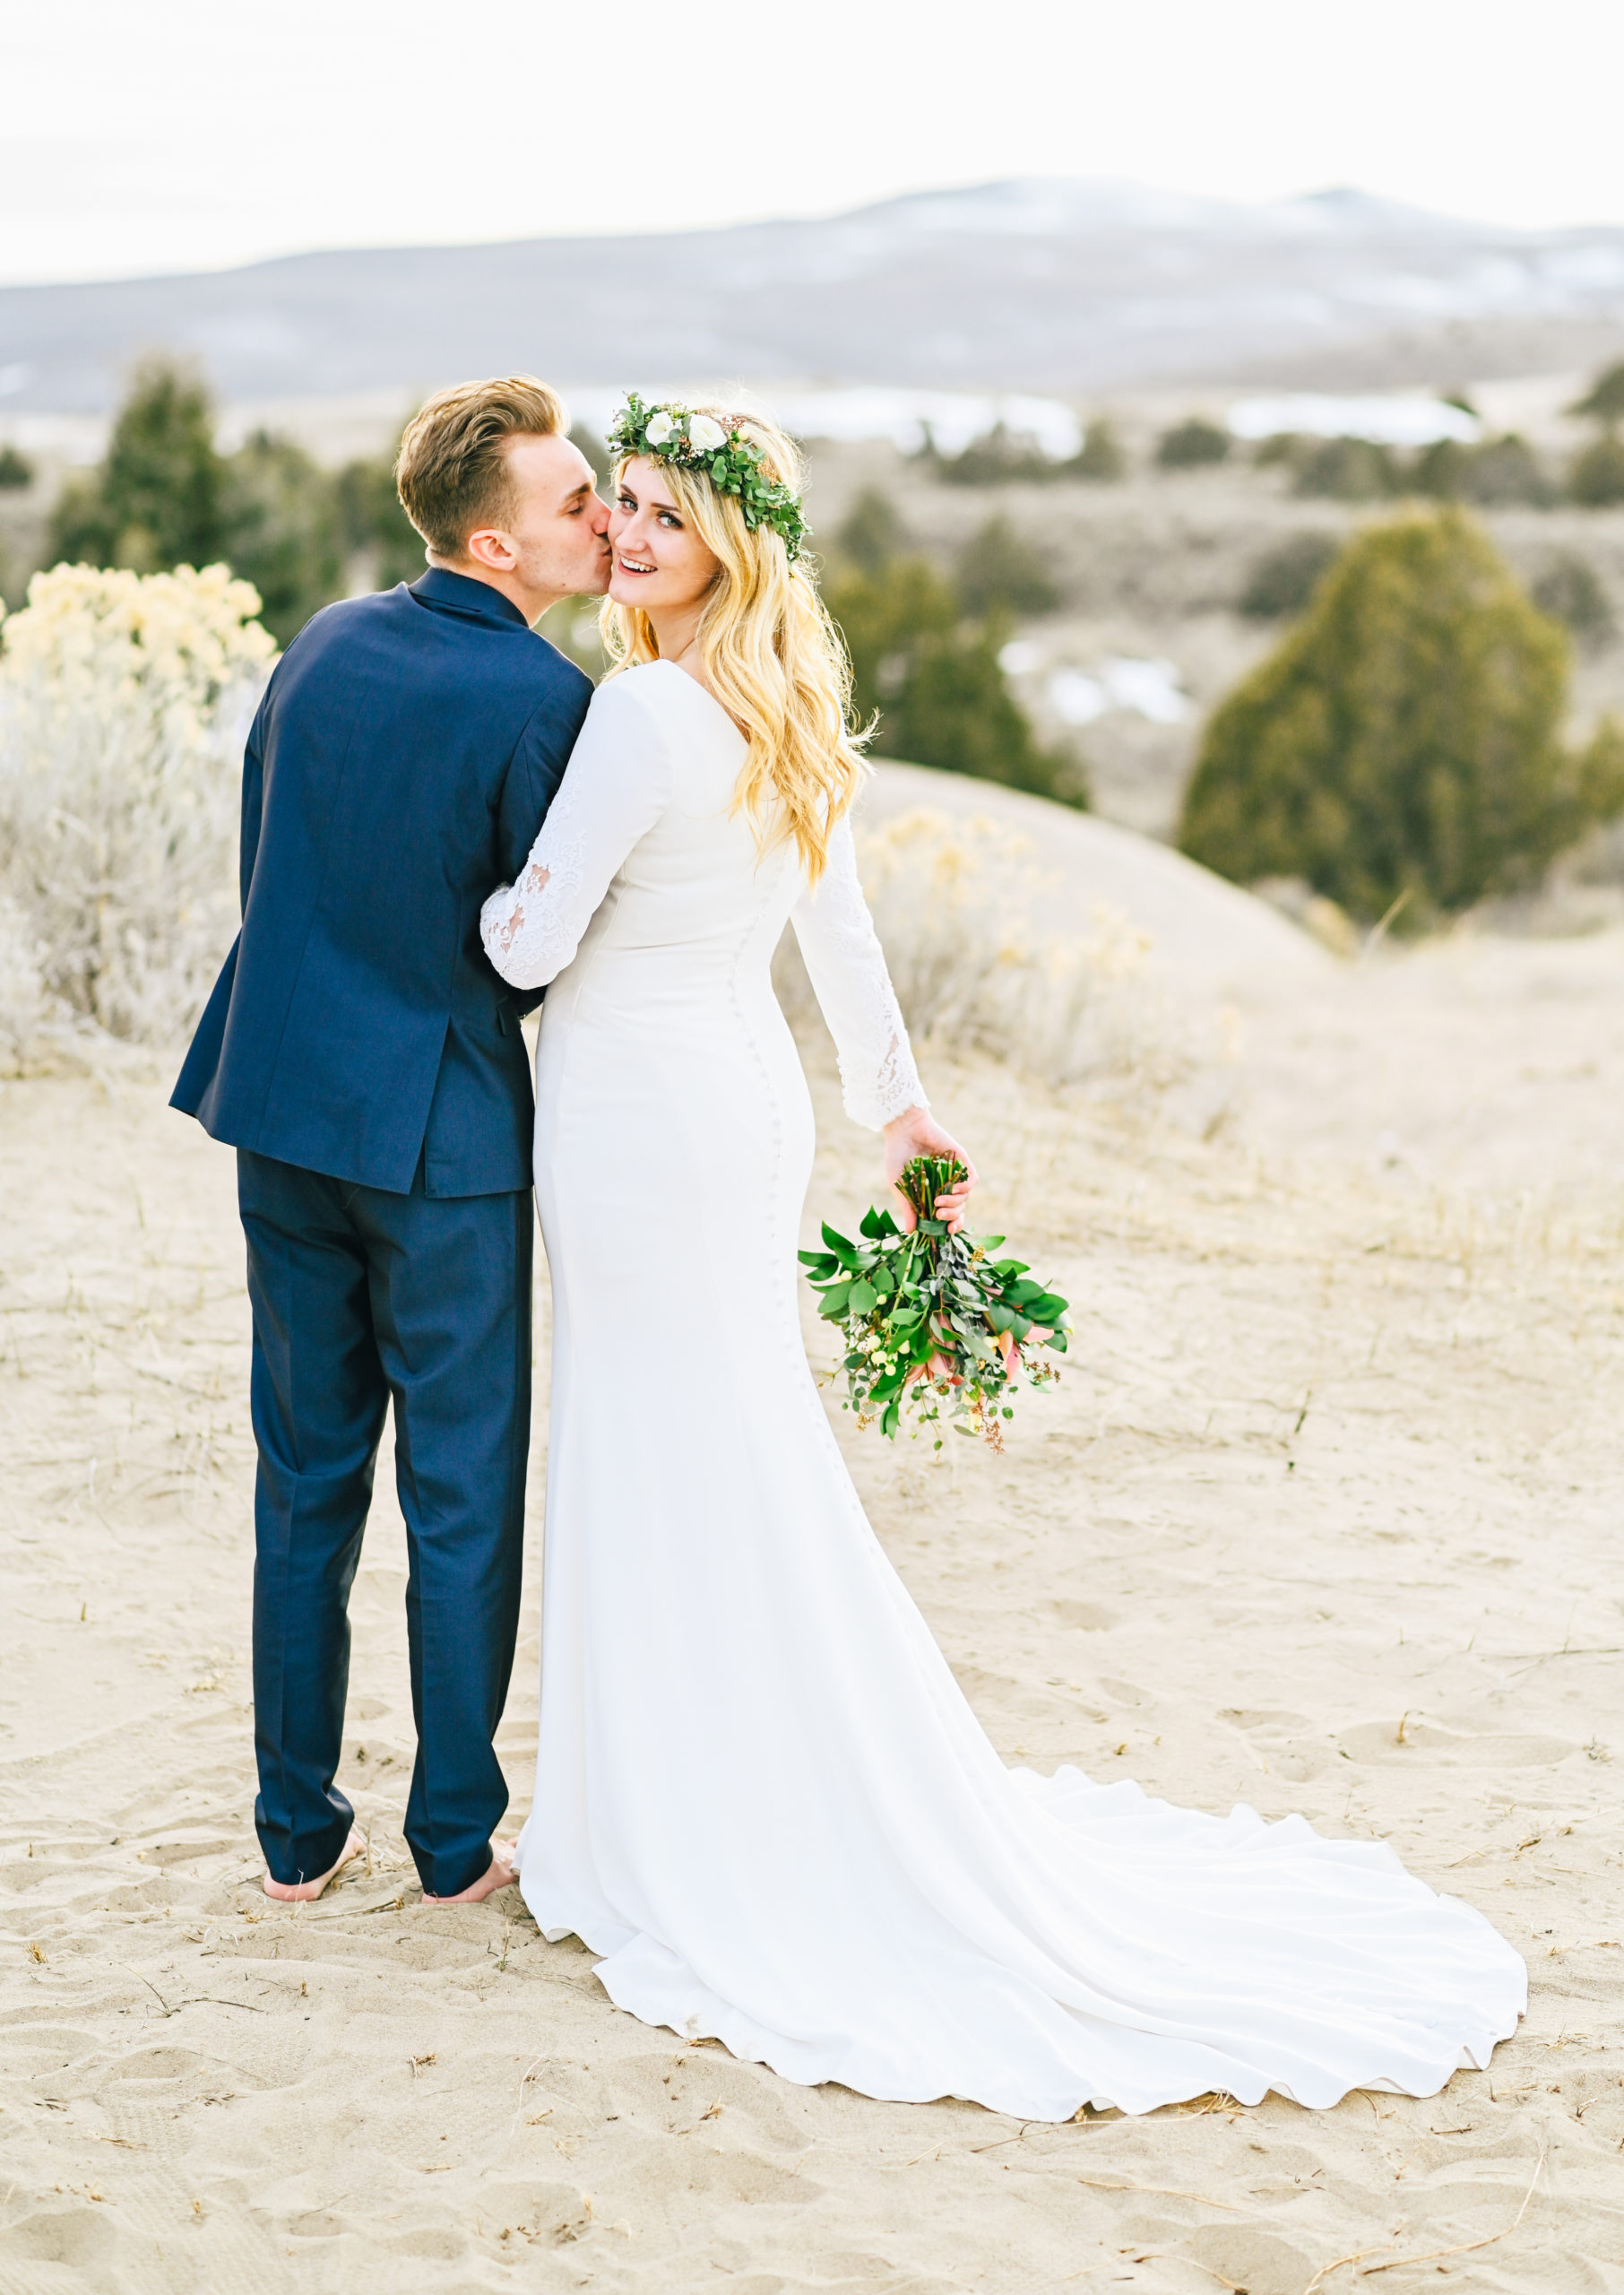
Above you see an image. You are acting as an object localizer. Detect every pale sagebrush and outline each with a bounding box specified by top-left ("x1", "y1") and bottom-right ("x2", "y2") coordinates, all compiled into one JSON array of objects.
[
  {"x1": 0, "y1": 563, "x2": 274, "y2": 1059},
  {"x1": 777, "y1": 805, "x2": 1191, "y2": 1096},
  {"x1": 0, "y1": 894, "x2": 48, "y2": 1070}
]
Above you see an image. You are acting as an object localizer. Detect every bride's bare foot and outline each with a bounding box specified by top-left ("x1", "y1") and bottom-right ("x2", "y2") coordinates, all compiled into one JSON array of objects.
[
  {"x1": 263, "y1": 1826, "x2": 366, "y2": 1903},
  {"x1": 421, "y1": 1840, "x2": 519, "y2": 1907}
]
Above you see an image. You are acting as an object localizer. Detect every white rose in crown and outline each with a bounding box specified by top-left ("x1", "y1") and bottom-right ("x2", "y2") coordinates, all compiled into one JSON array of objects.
[
  {"x1": 688, "y1": 413, "x2": 728, "y2": 453},
  {"x1": 644, "y1": 410, "x2": 676, "y2": 446}
]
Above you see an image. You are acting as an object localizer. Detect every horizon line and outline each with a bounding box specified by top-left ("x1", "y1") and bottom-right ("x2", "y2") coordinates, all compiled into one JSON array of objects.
[{"x1": 7, "y1": 173, "x2": 1624, "y2": 300}]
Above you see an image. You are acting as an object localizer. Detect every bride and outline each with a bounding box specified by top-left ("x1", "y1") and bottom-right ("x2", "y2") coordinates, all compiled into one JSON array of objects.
[{"x1": 478, "y1": 397, "x2": 1524, "y2": 2120}]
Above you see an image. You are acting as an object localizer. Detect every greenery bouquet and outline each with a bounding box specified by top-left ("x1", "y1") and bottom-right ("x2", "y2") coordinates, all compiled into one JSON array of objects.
[{"x1": 799, "y1": 1156, "x2": 1070, "y2": 1451}]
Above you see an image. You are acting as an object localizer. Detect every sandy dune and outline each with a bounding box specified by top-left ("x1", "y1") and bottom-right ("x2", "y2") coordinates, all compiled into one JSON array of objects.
[
  {"x1": 3, "y1": 925, "x2": 1624, "y2": 2293},
  {"x1": 864, "y1": 762, "x2": 1335, "y2": 993}
]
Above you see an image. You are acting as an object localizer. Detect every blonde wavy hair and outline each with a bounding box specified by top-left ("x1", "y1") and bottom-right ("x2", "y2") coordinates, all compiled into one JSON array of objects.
[{"x1": 600, "y1": 407, "x2": 866, "y2": 883}]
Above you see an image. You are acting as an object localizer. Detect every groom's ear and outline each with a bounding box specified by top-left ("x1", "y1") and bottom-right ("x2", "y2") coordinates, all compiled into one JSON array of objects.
[{"x1": 463, "y1": 524, "x2": 520, "y2": 575}]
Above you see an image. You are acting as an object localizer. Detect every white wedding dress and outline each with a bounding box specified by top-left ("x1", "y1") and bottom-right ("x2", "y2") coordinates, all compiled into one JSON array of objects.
[{"x1": 480, "y1": 659, "x2": 1525, "y2": 2121}]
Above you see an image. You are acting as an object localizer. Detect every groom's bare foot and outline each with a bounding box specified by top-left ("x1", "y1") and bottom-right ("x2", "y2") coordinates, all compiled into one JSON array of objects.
[
  {"x1": 421, "y1": 1840, "x2": 519, "y2": 1907},
  {"x1": 263, "y1": 1827, "x2": 365, "y2": 1903}
]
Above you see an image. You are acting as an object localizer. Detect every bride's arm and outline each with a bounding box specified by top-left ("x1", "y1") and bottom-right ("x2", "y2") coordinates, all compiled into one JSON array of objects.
[
  {"x1": 790, "y1": 815, "x2": 976, "y2": 1230},
  {"x1": 481, "y1": 679, "x2": 672, "y2": 992}
]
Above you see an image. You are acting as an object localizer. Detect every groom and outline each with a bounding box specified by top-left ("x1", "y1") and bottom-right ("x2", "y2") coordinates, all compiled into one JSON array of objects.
[{"x1": 173, "y1": 377, "x2": 609, "y2": 1904}]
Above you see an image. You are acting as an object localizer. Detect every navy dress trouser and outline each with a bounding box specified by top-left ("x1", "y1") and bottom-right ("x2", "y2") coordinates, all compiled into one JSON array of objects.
[{"x1": 238, "y1": 1148, "x2": 532, "y2": 1898}]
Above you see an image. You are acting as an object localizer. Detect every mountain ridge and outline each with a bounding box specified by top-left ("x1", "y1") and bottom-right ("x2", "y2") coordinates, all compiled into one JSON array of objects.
[{"x1": 4, "y1": 176, "x2": 1624, "y2": 413}]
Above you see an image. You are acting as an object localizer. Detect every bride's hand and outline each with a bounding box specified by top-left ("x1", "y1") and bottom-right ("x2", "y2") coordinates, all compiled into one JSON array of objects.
[{"x1": 883, "y1": 1106, "x2": 978, "y2": 1234}]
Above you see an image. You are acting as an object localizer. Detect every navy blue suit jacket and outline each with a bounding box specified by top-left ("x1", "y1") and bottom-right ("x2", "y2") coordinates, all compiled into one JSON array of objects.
[{"x1": 172, "y1": 568, "x2": 592, "y2": 1197}]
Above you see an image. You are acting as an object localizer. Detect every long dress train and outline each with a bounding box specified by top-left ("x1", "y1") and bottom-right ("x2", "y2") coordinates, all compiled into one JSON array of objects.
[{"x1": 479, "y1": 660, "x2": 1525, "y2": 2121}]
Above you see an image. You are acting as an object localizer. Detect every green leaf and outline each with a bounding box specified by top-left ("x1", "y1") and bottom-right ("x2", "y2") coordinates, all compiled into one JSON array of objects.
[
  {"x1": 821, "y1": 1222, "x2": 861, "y2": 1268},
  {"x1": 817, "y1": 1285, "x2": 852, "y2": 1319},
  {"x1": 848, "y1": 1279, "x2": 878, "y2": 1316}
]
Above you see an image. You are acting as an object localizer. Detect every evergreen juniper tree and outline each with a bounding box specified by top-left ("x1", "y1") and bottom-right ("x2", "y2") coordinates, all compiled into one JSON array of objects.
[
  {"x1": 955, "y1": 514, "x2": 1059, "y2": 619},
  {"x1": 832, "y1": 487, "x2": 905, "y2": 577},
  {"x1": 1179, "y1": 508, "x2": 1599, "y2": 919},
  {"x1": 1568, "y1": 361, "x2": 1624, "y2": 428},
  {"x1": 1565, "y1": 359, "x2": 1624, "y2": 504},
  {"x1": 51, "y1": 358, "x2": 226, "y2": 571},
  {"x1": 1069, "y1": 417, "x2": 1126, "y2": 481},
  {"x1": 825, "y1": 557, "x2": 1081, "y2": 806},
  {"x1": 1292, "y1": 436, "x2": 1397, "y2": 501},
  {"x1": 223, "y1": 430, "x2": 344, "y2": 645},
  {"x1": 1568, "y1": 435, "x2": 1624, "y2": 507},
  {"x1": 335, "y1": 441, "x2": 426, "y2": 590},
  {"x1": 1156, "y1": 417, "x2": 1229, "y2": 469}
]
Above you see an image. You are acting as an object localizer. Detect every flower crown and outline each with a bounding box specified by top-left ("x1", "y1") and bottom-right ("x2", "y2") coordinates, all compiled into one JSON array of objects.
[{"x1": 605, "y1": 394, "x2": 808, "y2": 562}]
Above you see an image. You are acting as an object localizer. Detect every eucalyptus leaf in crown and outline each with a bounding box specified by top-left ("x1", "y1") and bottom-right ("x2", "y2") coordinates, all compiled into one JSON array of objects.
[
  {"x1": 799, "y1": 1156, "x2": 1070, "y2": 1451},
  {"x1": 606, "y1": 393, "x2": 808, "y2": 562}
]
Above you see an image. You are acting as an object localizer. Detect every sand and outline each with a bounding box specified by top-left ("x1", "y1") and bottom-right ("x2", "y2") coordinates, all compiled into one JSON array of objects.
[
  {"x1": 4, "y1": 926, "x2": 1624, "y2": 2294},
  {"x1": 863, "y1": 763, "x2": 1336, "y2": 993}
]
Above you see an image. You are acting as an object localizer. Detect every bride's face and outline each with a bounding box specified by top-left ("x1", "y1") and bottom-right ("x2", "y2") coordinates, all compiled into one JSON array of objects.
[{"x1": 609, "y1": 456, "x2": 721, "y2": 612}]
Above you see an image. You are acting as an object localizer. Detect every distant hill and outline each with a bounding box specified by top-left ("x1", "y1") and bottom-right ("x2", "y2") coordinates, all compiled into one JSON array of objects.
[{"x1": 5, "y1": 177, "x2": 1624, "y2": 412}]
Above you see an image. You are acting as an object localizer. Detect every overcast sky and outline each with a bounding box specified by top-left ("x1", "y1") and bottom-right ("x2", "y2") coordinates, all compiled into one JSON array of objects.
[{"x1": 6, "y1": 0, "x2": 1623, "y2": 287}]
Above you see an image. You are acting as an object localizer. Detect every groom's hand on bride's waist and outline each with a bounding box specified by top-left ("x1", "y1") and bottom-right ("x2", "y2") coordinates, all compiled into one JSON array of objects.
[{"x1": 883, "y1": 1106, "x2": 978, "y2": 1234}]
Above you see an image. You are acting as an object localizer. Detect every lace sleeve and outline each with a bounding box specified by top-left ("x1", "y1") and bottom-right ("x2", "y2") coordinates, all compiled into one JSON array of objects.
[
  {"x1": 480, "y1": 678, "x2": 671, "y2": 992},
  {"x1": 790, "y1": 815, "x2": 927, "y2": 1130}
]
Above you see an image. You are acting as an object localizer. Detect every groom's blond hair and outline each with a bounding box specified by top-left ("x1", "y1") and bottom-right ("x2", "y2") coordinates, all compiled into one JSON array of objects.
[{"x1": 395, "y1": 375, "x2": 567, "y2": 559}]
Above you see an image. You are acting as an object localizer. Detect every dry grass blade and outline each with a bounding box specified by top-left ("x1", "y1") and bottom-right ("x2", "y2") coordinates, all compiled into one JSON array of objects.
[
  {"x1": 124, "y1": 1965, "x2": 177, "y2": 2018},
  {"x1": 1304, "y1": 2243, "x2": 1399, "y2": 2293},
  {"x1": 1075, "y1": 2174, "x2": 1245, "y2": 2213},
  {"x1": 1301, "y1": 2143, "x2": 1544, "y2": 2291},
  {"x1": 966, "y1": 2122, "x2": 1037, "y2": 2154}
]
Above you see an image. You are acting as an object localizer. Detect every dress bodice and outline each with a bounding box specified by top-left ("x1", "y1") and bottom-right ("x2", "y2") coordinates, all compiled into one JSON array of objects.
[{"x1": 480, "y1": 660, "x2": 924, "y2": 1130}]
